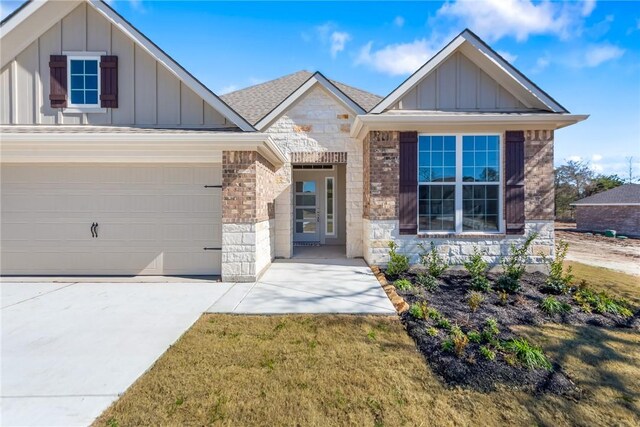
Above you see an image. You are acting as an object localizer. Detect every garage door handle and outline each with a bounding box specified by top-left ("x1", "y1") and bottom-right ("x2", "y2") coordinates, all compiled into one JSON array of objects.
[
  {"x1": 95, "y1": 223, "x2": 99, "y2": 238},
  {"x1": 90, "y1": 223, "x2": 96, "y2": 238}
]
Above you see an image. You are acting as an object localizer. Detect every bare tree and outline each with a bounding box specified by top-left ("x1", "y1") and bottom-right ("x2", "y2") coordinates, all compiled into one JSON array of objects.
[{"x1": 625, "y1": 156, "x2": 639, "y2": 183}]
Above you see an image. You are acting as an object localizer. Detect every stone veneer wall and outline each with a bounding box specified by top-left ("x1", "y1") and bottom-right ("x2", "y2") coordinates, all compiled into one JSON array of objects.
[
  {"x1": 222, "y1": 151, "x2": 276, "y2": 281},
  {"x1": 363, "y1": 130, "x2": 556, "y2": 268},
  {"x1": 266, "y1": 85, "x2": 364, "y2": 258},
  {"x1": 576, "y1": 205, "x2": 640, "y2": 237}
]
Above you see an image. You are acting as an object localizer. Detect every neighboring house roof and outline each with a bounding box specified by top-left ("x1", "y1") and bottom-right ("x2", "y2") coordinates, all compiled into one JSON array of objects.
[
  {"x1": 221, "y1": 70, "x2": 382, "y2": 127},
  {"x1": 0, "y1": 0, "x2": 255, "y2": 131},
  {"x1": 571, "y1": 184, "x2": 640, "y2": 206},
  {"x1": 369, "y1": 29, "x2": 568, "y2": 114}
]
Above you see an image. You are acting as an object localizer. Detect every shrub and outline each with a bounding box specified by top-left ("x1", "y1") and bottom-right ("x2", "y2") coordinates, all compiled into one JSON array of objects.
[
  {"x1": 480, "y1": 346, "x2": 496, "y2": 361},
  {"x1": 542, "y1": 240, "x2": 574, "y2": 294},
  {"x1": 467, "y1": 291, "x2": 485, "y2": 312},
  {"x1": 415, "y1": 273, "x2": 439, "y2": 291},
  {"x1": 427, "y1": 307, "x2": 443, "y2": 321},
  {"x1": 467, "y1": 330, "x2": 482, "y2": 343},
  {"x1": 574, "y1": 284, "x2": 633, "y2": 318},
  {"x1": 481, "y1": 317, "x2": 500, "y2": 343},
  {"x1": 463, "y1": 247, "x2": 491, "y2": 292},
  {"x1": 409, "y1": 301, "x2": 428, "y2": 319},
  {"x1": 498, "y1": 290, "x2": 508, "y2": 306},
  {"x1": 450, "y1": 326, "x2": 469, "y2": 357},
  {"x1": 386, "y1": 241, "x2": 409, "y2": 277},
  {"x1": 441, "y1": 339, "x2": 454, "y2": 352},
  {"x1": 418, "y1": 242, "x2": 448, "y2": 278},
  {"x1": 540, "y1": 296, "x2": 571, "y2": 315},
  {"x1": 426, "y1": 327, "x2": 438, "y2": 337},
  {"x1": 496, "y1": 233, "x2": 538, "y2": 293},
  {"x1": 436, "y1": 318, "x2": 452, "y2": 331},
  {"x1": 394, "y1": 278, "x2": 412, "y2": 291},
  {"x1": 504, "y1": 338, "x2": 552, "y2": 370}
]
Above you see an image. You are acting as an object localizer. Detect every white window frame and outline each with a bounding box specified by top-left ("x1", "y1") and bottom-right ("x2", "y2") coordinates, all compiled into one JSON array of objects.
[
  {"x1": 325, "y1": 176, "x2": 336, "y2": 237},
  {"x1": 64, "y1": 51, "x2": 106, "y2": 113},
  {"x1": 417, "y1": 133, "x2": 503, "y2": 235}
]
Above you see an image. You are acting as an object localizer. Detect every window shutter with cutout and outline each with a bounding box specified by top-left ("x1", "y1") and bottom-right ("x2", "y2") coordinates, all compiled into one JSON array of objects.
[
  {"x1": 49, "y1": 55, "x2": 67, "y2": 108},
  {"x1": 505, "y1": 131, "x2": 525, "y2": 235},
  {"x1": 100, "y1": 55, "x2": 118, "y2": 108},
  {"x1": 399, "y1": 131, "x2": 418, "y2": 235}
]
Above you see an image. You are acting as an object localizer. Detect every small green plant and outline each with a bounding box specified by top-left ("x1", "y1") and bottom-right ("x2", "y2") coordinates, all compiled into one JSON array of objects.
[
  {"x1": 441, "y1": 339, "x2": 454, "y2": 352},
  {"x1": 574, "y1": 284, "x2": 633, "y2": 318},
  {"x1": 409, "y1": 301, "x2": 428, "y2": 319},
  {"x1": 450, "y1": 325, "x2": 469, "y2": 357},
  {"x1": 463, "y1": 247, "x2": 491, "y2": 292},
  {"x1": 467, "y1": 330, "x2": 482, "y2": 343},
  {"x1": 542, "y1": 240, "x2": 574, "y2": 294},
  {"x1": 436, "y1": 318, "x2": 452, "y2": 331},
  {"x1": 480, "y1": 346, "x2": 496, "y2": 361},
  {"x1": 426, "y1": 327, "x2": 438, "y2": 336},
  {"x1": 106, "y1": 419, "x2": 119, "y2": 427},
  {"x1": 415, "y1": 273, "x2": 439, "y2": 291},
  {"x1": 367, "y1": 330, "x2": 377, "y2": 341},
  {"x1": 498, "y1": 290, "x2": 508, "y2": 305},
  {"x1": 394, "y1": 278, "x2": 413, "y2": 291},
  {"x1": 540, "y1": 296, "x2": 571, "y2": 315},
  {"x1": 418, "y1": 242, "x2": 448, "y2": 278},
  {"x1": 481, "y1": 317, "x2": 500, "y2": 343},
  {"x1": 386, "y1": 241, "x2": 409, "y2": 277},
  {"x1": 504, "y1": 338, "x2": 552, "y2": 370},
  {"x1": 175, "y1": 396, "x2": 185, "y2": 406},
  {"x1": 496, "y1": 232, "x2": 538, "y2": 293},
  {"x1": 467, "y1": 291, "x2": 485, "y2": 312},
  {"x1": 427, "y1": 307, "x2": 443, "y2": 321}
]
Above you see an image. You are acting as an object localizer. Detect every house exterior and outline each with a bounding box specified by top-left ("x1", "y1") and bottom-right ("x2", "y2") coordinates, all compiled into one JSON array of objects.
[
  {"x1": 572, "y1": 184, "x2": 640, "y2": 237},
  {"x1": 0, "y1": 0, "x2": 587, "y2": 282}
]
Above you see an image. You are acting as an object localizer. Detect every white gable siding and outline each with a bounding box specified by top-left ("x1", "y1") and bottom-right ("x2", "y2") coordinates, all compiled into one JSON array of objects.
[
  {"x1": 1, "y1": 3, "x2": 232, "y2": 127},
  {"x1": 394, "y1": 51, "x2": 527, "y2": 111}
]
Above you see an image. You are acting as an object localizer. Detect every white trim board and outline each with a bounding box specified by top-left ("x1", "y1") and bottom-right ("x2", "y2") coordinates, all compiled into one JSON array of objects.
[
  {"x1": 369, "y1": 29, "x2": 568, "y2": 114},
  {"x1": 255, "y1": 72, "x2": 366, "y2": 130},
  {"x1": 0, "y1": 0, "x2": 255, "y2": 132}
]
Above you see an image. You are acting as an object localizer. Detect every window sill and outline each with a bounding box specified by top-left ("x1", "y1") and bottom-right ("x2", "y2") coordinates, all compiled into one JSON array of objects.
[
  {"x1": 64, "y1": 107, "x2": 107, "y2": 114},
  {"x1": 416, "y1": 232, "x2": 506, "y2": 239}
]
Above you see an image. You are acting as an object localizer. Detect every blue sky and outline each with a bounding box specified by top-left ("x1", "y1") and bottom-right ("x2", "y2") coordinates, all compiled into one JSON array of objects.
[{"x1": 2, "y1": 0, "x2": 639, "y2": 178}]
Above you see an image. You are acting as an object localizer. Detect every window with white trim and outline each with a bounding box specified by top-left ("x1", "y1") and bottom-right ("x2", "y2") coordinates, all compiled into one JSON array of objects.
[
  {"x1": 418, "y1": 134, "x2": 501, "y2": 233},
  {"x1": 68, "y1": 56, "x2": 100, "y2": 108}
]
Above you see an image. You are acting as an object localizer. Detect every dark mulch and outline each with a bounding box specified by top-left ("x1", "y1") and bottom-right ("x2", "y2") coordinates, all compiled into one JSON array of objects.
[{"x1": 388, "y1": 270, "x2": 639, "y2": 397}]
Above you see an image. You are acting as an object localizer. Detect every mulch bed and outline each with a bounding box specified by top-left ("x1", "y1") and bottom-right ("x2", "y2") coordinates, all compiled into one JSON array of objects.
[{"x1": 385, "y1": 270, "x2": 639, "y2": 397}]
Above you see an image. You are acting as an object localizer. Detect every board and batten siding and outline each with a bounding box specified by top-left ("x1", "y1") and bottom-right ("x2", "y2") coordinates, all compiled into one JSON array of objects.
[
  {"x1": 393, "y1": 51, "x2": 527, "y2": 111},
  {"x1": 0, "y1": 2, "x2": 232, "y2": 127}
]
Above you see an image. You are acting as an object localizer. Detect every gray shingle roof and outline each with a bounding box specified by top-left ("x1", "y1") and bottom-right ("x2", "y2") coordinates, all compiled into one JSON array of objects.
[
  {"x1": 220, "y1": 70, "x2": 382, "y2": 125},
  {"x1": 572, "y1": 184, "x2": 640, "y2": 206}
]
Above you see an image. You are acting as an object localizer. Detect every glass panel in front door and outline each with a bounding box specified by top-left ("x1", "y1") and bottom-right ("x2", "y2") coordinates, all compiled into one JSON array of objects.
[{"x1": 294, "y1": 180, "x2": 319, "y2": 241}]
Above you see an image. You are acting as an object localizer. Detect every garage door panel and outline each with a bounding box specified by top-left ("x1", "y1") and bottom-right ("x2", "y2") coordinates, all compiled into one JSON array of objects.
[{"x1": 1, "y1": 164, "x2": 222, "y2": 276}]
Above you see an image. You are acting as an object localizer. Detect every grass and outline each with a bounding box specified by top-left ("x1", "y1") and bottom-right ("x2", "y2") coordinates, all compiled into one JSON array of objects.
[
  {"x1": 95, "y1": 314, "x2": 640, "y2": 427},
  {"x1": 566, "y1": 261, "x2": 640, "y2": 306},
  {"x1": 540, "y1": 296, "x2": 572, "y2": 315}
]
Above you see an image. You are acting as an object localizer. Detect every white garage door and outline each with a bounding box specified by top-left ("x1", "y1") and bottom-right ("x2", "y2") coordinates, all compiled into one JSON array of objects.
[{"x1": 1, "y1": 164, "x2": 222, "y2": 276}]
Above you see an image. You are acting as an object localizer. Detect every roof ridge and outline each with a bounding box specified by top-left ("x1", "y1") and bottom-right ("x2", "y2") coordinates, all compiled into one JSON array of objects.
[{"x1": 222, "y1": 70, "x2": 312, "y2": 97}]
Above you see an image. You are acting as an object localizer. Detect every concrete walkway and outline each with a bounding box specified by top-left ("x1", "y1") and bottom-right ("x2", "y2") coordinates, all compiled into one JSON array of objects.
[
  {"x1": 1, "y1": 281, "x2": 233, "y2": 427},
  {"x1": 207, "y1": 258, "x2": 396, "y2": 314}
]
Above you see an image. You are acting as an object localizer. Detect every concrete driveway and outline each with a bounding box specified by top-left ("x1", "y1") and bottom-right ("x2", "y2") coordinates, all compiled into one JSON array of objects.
[
  {"x1": 1, "y1": 280, "x2": 233, "y2": 427},
  {"x1": 207, "y1": 258, "x2": 396, "y2": 314}
]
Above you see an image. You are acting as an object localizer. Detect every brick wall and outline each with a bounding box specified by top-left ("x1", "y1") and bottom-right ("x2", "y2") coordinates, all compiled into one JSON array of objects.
[
  {"x1": 525, "y1": 130, "x2": 554, "y2": 220},
  {"x1": 222, "y1": 151, "x2": 276, "y2": 224},
  {"x1": 576, "y1": 205, "x2": 640, "y2": 236},
  {"x1": 363, "y1": 131, "x2": 400, "y2": 220}
]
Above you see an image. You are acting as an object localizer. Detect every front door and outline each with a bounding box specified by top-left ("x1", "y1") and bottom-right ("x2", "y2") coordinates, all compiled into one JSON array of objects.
[{"x1": 294, "y1": 180, "x2": 320, "y2": 242}]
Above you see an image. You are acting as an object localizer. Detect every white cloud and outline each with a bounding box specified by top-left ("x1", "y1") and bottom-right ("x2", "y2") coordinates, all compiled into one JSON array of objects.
[
  {"x1": 356, "y1": 38, "x2": 441, "y2": 76},
  {"x1": 393, "y1": 16, "x2": 405, "y2": 28},
  {"x1": 592, "y1": 154, "x2": 603, "y2": 162},
  {"x1": 330, "y1": 31, "x2": 351, "y2": 58},
  {"x1": 583, "y1": 43, "x2": 625, "y2": 67},
  {"x1": 497, "y1": 50, "x2": 518, "y2": 64},
  {"x1": 218, "y1": 84, "x2": 238, "y2": 95},
  {"x1": 436, "y1": 0, "x2": 596, "y2": 42},
  {"x1": 567, "y1": 155, "x2": 583, "y2": 162},
  {"x1": 533, "y1": 56, "x2": 551, "y2": 73}
]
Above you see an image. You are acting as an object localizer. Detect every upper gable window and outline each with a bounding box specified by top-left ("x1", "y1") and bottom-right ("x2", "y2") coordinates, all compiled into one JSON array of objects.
[{"x1": 68, "y1": 56, "x2": 100, "y2": 108}]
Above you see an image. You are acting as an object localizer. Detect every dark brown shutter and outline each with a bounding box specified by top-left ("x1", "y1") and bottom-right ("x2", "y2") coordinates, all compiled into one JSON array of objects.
[
  {"x1": 505, "y1": 131, "x2": 525, "y2": 235},
  {"x1": 49, "y1": 55, "x2": 67, "y2": 108},
  {"x1": 399, "y1": 131, "x2": 418, "y2": 235},
  {"x1": 100, "y1": 56, "x2": 118, "y2": 108}
]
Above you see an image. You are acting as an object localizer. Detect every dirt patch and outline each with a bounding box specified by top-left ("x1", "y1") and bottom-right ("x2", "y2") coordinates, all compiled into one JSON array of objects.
[
  {"x1": 555, "y1": 223, "x2": 640, "y2": 276},
  {"x1": 388, "y1": 270, "x2": 638, "y2": 397}
]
